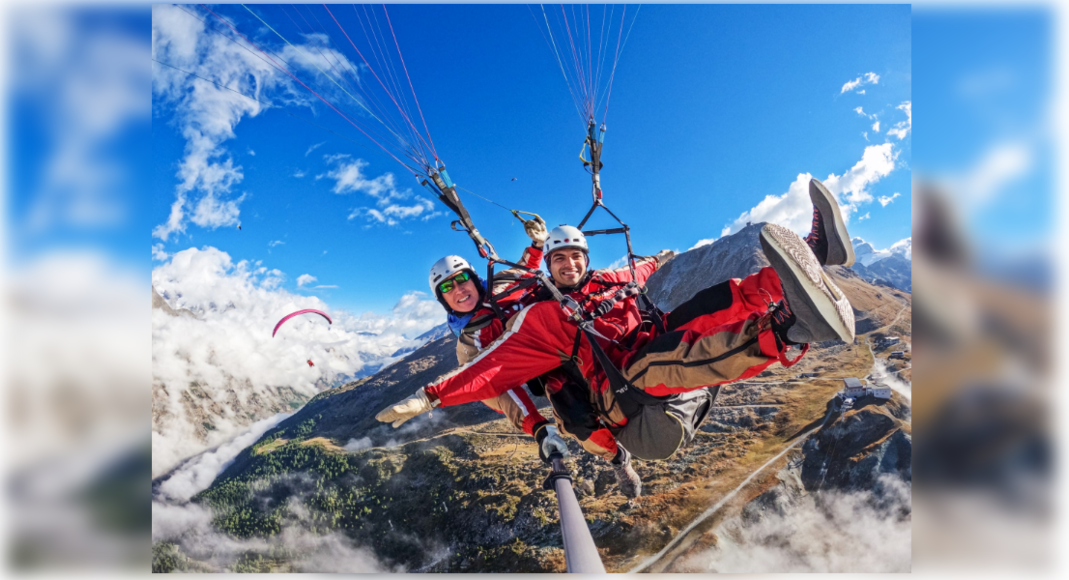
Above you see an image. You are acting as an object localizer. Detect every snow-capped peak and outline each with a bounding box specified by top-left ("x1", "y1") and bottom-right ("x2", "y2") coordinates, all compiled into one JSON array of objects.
[{"x1": 852, "y1": 236, "x2": 910, "y2": 266}]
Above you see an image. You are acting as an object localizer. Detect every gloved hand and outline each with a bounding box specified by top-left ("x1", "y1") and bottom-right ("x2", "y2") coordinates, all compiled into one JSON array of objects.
[
  {"x1": 375, "y1": 387, "x2": 439, "y2": 428},
  {"x1": 537, "y1": 425, "x2": 571, "y2": 464},
  {"x1": 524, "y1": 216, "x2": 549, "y2": 247},
  {"x1": 654, "y1": 249, "x2": 676, "y2": 265}
]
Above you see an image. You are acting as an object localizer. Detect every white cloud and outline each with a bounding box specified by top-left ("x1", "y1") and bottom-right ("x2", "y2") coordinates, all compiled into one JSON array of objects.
[
  {"x1": 721, "y1": 143, "x2": 897, "y2": 238},
  {"x1": 155, "y1": 412, "x2": 291, "y2": 503},
  {"x1": 151, "y1": 246, "x2": 445, "y2": 475},
  {"x1": 878, "y1": 192, "x2": 901, "y2": 207},
  {"x1": 858, "y1": 212, "x2": 870, "y2": 221},
  {"x1": 854, "y1": 107, "x2": 865, "y2": 116},
  {"x1": 872, "y1": 120, "x2": 880, "y2": 132},
  {"x1": 152, "y1": 5, "x2": 343, "y2": 241},
  {"x1": 344, "y1": 437, "x2": 373, "y2": 451},
  {"x1": 296, "y1": 274, "x2": 317, "y2": 287},
  {"x1": 153, "y1": 243, "x2": 170, "y2": 261},
  {"x1": 853, "y1": 236, "x2": 911, "y2": 265},
  {"x1": 294, "y1": 169, "x2": 306, "y2": 178},
  {"x1": 268, "y1": 240, "x2": 284, "y2": 247},
  {"x1": 841, "y1": 72, "x2": 879, "y2": 94},
  {"x1": 679, "y1": 475, "x2": 910, "y2": 572},
  {"x1": 305, "y1": 141, "x2": 325, "y2": 156},
  {"x1": 889, "y1": 237, "x2": 912, "y2": 260},
  {"x1": 314, "y1": 285, "x2": 339, "y2": 289},
  {"x1": 247, "y1": 148, "x2": 255, "y2": 156},
  {"x1": 886, "y1": 101, "x2": 911, "y2": 140},
  {"x1": 321, "y1": 157, "x2": 442, "y2": 226},
  {"x1": 319, "y1": 157, "x2": 404, "y2": 200}
]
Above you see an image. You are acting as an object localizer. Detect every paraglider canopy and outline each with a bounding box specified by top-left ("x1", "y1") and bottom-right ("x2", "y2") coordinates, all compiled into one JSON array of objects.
[{"x1": 272, "y1": 309, "x2": 333, "y2": 337}]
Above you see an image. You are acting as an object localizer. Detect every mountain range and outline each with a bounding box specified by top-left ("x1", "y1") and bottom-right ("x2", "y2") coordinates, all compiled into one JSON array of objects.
[{"x1": 848, "y1": 237, "x2": 912, "y2": 293}]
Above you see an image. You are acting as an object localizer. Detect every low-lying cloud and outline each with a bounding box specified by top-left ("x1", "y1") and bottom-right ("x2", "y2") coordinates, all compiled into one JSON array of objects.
[
  {"x1": 678, "y1": 475, "x2": 911, "y2": 573},
  {"x1": 152, "y1": 246, "x2": 444, "y2": 477}
]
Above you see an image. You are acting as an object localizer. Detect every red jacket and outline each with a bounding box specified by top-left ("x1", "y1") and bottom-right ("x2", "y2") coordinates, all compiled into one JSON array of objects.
[{"x1": 426, "y1": 256, "x2": 663, "y2": 408}]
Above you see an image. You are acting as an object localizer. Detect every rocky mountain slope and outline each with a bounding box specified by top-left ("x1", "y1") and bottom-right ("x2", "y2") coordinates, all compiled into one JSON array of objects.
[{"x1": 152, "y1": 224, "x2": 911, "y2": 573}]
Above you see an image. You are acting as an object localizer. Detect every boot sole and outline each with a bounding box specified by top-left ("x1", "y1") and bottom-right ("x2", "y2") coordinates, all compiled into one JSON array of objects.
[
  {"x1": 760, "y1": 224, "x2": 855, "y2": 343},
  {"x1": 810, "y1": 179, "x2": 856, "y2": 267}
]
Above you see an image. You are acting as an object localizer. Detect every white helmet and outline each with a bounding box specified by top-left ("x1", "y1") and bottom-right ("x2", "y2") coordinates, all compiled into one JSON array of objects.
[
  {"x1": 429, "y1": 255, "x2": 473, "y2": 293},
  {"x1": 544, "y1": 225, "x2": 589, "y2": 258}
]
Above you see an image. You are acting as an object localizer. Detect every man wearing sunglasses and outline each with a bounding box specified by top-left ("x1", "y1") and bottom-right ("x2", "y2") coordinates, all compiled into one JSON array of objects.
[{"x1": 379, "y1": 179, "x2": 856, "y2": 462}]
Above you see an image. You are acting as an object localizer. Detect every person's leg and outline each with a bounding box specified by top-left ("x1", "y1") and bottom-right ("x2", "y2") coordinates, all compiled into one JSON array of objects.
[
  {"x1": 624, "y1": 225, "x2": 854, "y2": 397},
  {"x1": 624, "y1": 312, "x2": 788, "y2": 397},
  {"x1": 665, "y1": 267, "x2": 784, "y2": 332}
]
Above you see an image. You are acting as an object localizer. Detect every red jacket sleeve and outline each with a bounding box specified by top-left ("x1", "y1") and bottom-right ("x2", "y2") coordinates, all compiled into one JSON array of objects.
[
  {"x1": 425, "y1": 302, "x2": 570, "y2": 407},
  {"x1": 489, "y1": 244, "x2": 544, "y2": 309},
  {"x1": 522, "y1": 244, "x2": 544, "y2": 270}
]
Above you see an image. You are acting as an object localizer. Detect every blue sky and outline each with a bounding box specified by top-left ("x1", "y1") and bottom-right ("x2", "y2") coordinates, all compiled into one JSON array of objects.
[{"x1": 152, "y1": 4, "x2": 911, "y2": 314}]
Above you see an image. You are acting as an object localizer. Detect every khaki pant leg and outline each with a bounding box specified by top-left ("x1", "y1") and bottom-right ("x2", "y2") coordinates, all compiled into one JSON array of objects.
[{"x1": 625, "y1": 316, "x2": 775, "y2": 392}]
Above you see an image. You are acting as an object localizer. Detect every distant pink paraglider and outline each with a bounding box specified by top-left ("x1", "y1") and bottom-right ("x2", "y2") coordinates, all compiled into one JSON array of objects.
[{"x1": 272, "y1": 309, "x2": 333, "y2": 337}]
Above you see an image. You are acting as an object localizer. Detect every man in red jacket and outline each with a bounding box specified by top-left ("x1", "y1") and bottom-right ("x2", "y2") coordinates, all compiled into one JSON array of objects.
[{"x1": 380, "y1": 179, "x2": 855, "y2": 460}]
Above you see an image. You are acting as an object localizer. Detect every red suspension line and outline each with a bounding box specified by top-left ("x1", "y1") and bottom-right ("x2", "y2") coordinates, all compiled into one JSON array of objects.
[
  {"x1": 199, "y1": 4, "x2": 417, "y2": 174},
  {"x1": 382, "y1": 5, "x2": 440, "y2": 165},
  {"x1": 324, "y1": 4, "x2": 437, "y2": 167}
]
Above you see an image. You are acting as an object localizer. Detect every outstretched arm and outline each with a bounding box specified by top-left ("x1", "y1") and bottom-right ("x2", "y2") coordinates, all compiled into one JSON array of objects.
[
  {"x1": 426, "y1": 303, "x2": 568, "y2": 407},
  {"x1": 376, "y1": 302, "x2": 572, "y2": 427}
]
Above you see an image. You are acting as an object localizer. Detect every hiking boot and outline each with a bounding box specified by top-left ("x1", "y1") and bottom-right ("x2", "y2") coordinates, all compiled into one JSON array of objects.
[
  {"x1": 760, "y1": 223, "x2": 855, "y2": 344},
  {"x1": 806, "y1": 178, "x2": 855, "y2": 267},
  {"x1": 612, "y1": 447, "x2": 642, "y2": 498}
]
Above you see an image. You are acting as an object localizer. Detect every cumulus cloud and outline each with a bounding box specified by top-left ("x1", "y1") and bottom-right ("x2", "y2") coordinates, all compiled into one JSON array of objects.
[
  {"x1": 152, "y1": 246, "x2": 445, "y2": 476},
  {"x1": 721, "y1": 143, "x2": 897, "y2": 238},
  {"x1": 153, "y1": 243, "x2": 170, "y2": 261},
  {"x1": 858, "y1": 212, "x2": 870, "y2": 221},
  {"x1": 318, "y1": 156, "x2": 442, "y2": 226},
  {"x1": 296, "y1": 274, "x2": 317, "y2": 287},
  {"x1": 878, "y1": 192, "x2": 901, "y2": 207},
  {"x1": 854, "y1": 107, "x2": 865, "y2": 116},
  {"x1": 152, "y1": 5, "x2": 345, "y2": 241},
  {"x1": 872, "y1": 120, "x2": 880, "y2": 132},
  {"x1": 841, "y1": 72, "x2": 880, "y2": 94}
]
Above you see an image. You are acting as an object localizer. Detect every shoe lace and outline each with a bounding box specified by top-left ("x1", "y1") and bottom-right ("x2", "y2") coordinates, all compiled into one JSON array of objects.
[
  {"x1": 771, "y1": 298, "x2": 793, "y2": 327},
  {"x1": 808, "y1": 207, "x2": 822, "y2": 242}
]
